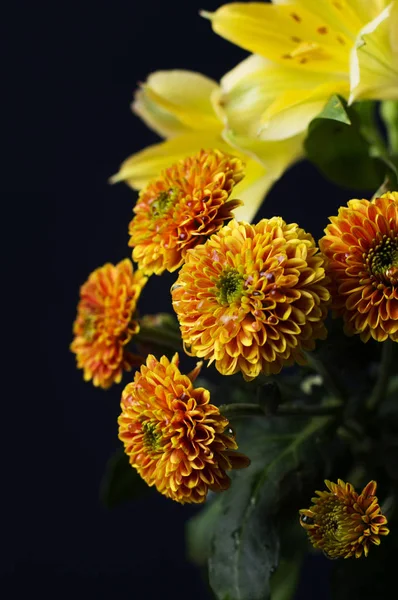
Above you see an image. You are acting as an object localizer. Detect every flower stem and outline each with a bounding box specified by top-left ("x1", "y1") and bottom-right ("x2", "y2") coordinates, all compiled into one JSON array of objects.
[
  {"x1": 381, "y1": 100, "x2": 398, "y2": 156},
  {"x1": 219, "y1": 402, "x2": 340, "y2": 419},
  {"x1": 366, "y1": 339, "x2": 395, "y2": 412},
  {"x1": 134, "y1": 324, "x2": 182, "y2": 352},
  {"x1": 303, "y1": 351, "x2": 346, "y2": 404},
  {"x1": 372, "y1": 175, "x2": 393, "y2": 200}
]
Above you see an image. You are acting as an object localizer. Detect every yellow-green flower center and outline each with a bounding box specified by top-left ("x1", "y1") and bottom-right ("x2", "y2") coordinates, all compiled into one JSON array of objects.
[
  {"x1": 309, "y1": 496, "x2": 359, "y2": 558},
  {"x1": 367, "y1": 236, "x2": 398, "y2": 285},
  {"x1": 82, "y1": 312, "x2": 97, "y2": 341},
  {"x1": 151, "y1": 187, "x2": 179, "y2": 217},
  {"x1": 216, "y1": 267, "x2": 245, "y2": 305},
  {"x1": 142, "y1": 421, "x2": 161, "y2": 450}
]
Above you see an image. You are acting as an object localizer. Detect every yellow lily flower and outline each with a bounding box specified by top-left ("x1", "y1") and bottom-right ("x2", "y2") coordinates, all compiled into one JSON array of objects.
[
  {"x1": 205, "y1": 0, "x2": 398, "y2": 141},
  {"x1": 110, "y1": 69, "x2": 304, "y2": 222},
  {"x1": 350, "y1": 1, "x2": 398, "y2": 102}
]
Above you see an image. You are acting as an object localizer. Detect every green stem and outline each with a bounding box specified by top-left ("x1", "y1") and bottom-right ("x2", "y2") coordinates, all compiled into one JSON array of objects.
[
  {"x1": 366, "y1": 339, "x2": 394, "y2": 412},
  {"x1": 134, "y1": 324, "x2": 182, "y2": 352},
  {"x1": 372, "y1": 174, "x2": 393, "y2": 200},
  {"x1": 219, "y1": 402, "x2": 340, "y2": 419},
  {"x1": 381, "y1": 100, "x2": 398, "y2": 155},
  {"x1": 304, "y1": 351, "x2": 346, "y2": 404}
]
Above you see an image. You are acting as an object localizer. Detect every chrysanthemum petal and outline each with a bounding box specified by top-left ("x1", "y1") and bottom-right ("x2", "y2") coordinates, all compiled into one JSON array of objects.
[
  {"x1": 118, "y1": 354, "x2": 250, "y2": 503},
  {"x1": 300, "y1": 479, "x2": 389, "y2": 558},
  {"x1": 320, "y1": 191, "x2": 398, "y2": 342},
  {"x1": 172, "y1": 218, "x2": 330, "y2": 379},
  {"x1": 128, "y1": 149, "x2": 245, "y2": 275},
  {"x1": 70, "y1": 260, "x2": 147, "y2": 389}
]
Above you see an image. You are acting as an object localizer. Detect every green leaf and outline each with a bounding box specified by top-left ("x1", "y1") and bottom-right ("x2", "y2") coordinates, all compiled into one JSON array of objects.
[
  {"x1": 186, "y1": 497, "x2": 224, "y2": 566},
  {"x1": 270, "y1": 556, "x2": 303, "y2": 600},
  {"x1": 100, "y1": 448, "x2": 151, "y2": 508},
  {"x1": 270, "y1": 512, "x2": 307, "y2": 600},
  {"x1": 305, "y1": 98, "x2": 385, "y2": 189},
  {"x1": 208, "y1": 416, "x2": 337, "y2": 600},
  {"x1": 314, "y1": 95, "x2": 351, "y2": 125}
]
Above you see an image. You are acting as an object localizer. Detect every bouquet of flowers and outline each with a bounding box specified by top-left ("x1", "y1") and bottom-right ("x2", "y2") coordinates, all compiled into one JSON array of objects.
[{"x1": 71, "y1": 2, "x2": 398, "y2": 598}]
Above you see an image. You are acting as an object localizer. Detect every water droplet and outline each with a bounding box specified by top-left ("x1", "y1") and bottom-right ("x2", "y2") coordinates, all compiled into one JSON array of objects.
[
  {"x1": 232, "y1": 530, "x2": 240, "y2": 550},
  {"x1": 300, "y1": 514, "x2": 314, "y2": 525}
]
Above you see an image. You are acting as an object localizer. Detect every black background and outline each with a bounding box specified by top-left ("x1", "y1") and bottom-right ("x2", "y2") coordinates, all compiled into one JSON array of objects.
[{"x1": 5, "y1": 0, "x2": 368, "y2": 598}]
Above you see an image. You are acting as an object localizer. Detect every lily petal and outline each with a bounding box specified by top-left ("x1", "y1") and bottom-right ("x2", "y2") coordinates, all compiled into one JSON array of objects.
[
  {"x1": 109, "y1": 133, "x2": 228, "y2": 188},
  {"x1": 220, "y1": 128, "x2": 305, "y2": 221},
  {"x1": 349, "y1": 1, "x2": 398, "y2": 102},
  {"x1": 258, "y1": 81, "x2": 350, "y2": 140},
  {"x1": 274, "y1": 0, "x2": 383, "y2": 36},
  {"x1": 233, "y1": 167, "x2": 277, "y2": 222},
  {"x1": 231, "y1": 136, "x2": 304, "y2": 222},
  {"x1": 205, "y1": 2, "x2": 349, "y2": 74},
  {"x1": 132, "y1": 70, "x2": 221, "y2": 137},
  {"x1": 109, "y1": 131, "x2": 292, "y2": 223},
  {"x1": 215, "y1": 54, "x2": 348, "y2": 141},
  {"x1": 222, "y1": 128, "x2": 305, "y2": 177}
]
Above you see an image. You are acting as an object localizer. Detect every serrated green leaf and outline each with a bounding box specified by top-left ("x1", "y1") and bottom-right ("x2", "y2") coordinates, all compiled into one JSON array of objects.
[
  {"x1": 305, "y1": 98, "x2": 385, "y2": 189},
  {"x1": 315, "y1": 95, "x2": 351, "y2": 125},
  {"x1": 100, "y1": 447, "x2": 151, "y2": 508},
  {"x1": 208, "y1": 416, "x2": 336, "y2": 600}
]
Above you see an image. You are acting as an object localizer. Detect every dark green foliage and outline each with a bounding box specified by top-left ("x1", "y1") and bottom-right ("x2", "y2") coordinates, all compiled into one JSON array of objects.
[
  {"x1": 305, "y1": 96, "x2": 387, "y2": 189},
  {"x1": 100, "y1": 448, "x2": 151, "y2": 508},
  {"x1": 188, "y1": 415, "x2": 341, "y2": 600}
]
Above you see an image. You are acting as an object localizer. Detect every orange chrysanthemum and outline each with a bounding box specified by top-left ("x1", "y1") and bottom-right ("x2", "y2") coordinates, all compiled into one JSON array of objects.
[
  {"x1": 299, "y1": 479, "x2": 389, "y2": 559},
  {"x1": 128, "y1": 149, "x2": 244, "y2": 275},
  {"x1": 71, "y1": 259, "x2": 147, "y2": 389},
  {"x1": 171, "y1": 218, "x2": 330, "y2": 379},
  {"x1": 319, "y1": 192, "x2": 398, "y2": 342},
  {"x1": 118, "y1": 353, "x2": 250, "y2": 504}
]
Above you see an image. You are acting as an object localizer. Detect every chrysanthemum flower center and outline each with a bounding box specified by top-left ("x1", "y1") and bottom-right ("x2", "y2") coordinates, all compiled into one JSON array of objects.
[
  {"x1": 82, "y1": 312, "x2": 97, "y2": 341},
  {"x1": 151, "y1": 187, "x2": 179, "y2": 218},
  {"x1": 367, "y1": 236, "x2": 398, "y2": 285},
  {"x1": 142, "y1": 421, "x2": 161, "y2": 450},
  {"x1": 215, "y1": 267, "x2": 245, "y2": 305},
  {"x1": 316, "y1": 498, "x2": 352, "y2": 542}
]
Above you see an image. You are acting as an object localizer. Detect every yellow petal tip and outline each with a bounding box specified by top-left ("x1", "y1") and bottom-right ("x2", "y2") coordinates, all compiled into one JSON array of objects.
[
  {"x1": 199, "y1": 10, "x2": 213, "y2": 20},
  {"x1": 108, "y1": 173, "x2": 121, "y2": 185}
]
